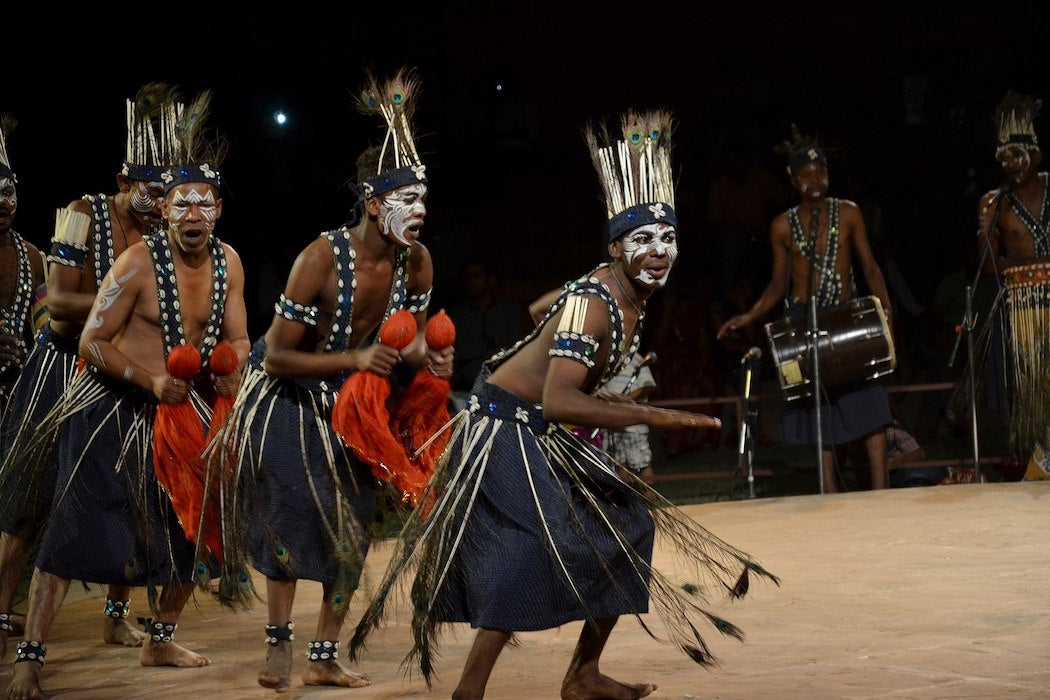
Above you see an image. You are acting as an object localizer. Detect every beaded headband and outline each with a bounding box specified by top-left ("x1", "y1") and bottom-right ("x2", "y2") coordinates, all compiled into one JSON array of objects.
[
  {"x1": 779, "y1": 123, "x2": 827, "y2": 176},
  {"x1": 353, "y1": 67, "x2": 427, "y2": 199},
  {"x1": 585, "y1": 110, "x2": 678, "y2": 243},
  {"x1": 995, "y1": 91, "x2": 1041, "y2": 155},
  {"x1": 160, "y1": 89, "x2": 225, "y2": 193},
  {"x1": 121, "y1": 83, "x2": 183, "y2": 183}
]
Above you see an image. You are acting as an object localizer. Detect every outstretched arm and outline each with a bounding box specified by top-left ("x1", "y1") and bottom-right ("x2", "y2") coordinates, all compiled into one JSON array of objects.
[
  {"x1": 541, "y1": 295, "x2": 720, "y2": 432},
  {"x1": 717, "y1": 216, "x2": 790, "y2": 339}
]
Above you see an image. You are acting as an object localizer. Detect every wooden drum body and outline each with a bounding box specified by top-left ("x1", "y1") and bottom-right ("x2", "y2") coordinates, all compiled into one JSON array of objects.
[{"x1": 764, "y1": 296, "x2": 897, "y2": 401}]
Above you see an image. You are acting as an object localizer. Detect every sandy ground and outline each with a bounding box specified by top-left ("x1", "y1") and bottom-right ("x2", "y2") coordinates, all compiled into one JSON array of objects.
[{"x1": 2, "y1": 481, "x2": 1047, "y2": 699}]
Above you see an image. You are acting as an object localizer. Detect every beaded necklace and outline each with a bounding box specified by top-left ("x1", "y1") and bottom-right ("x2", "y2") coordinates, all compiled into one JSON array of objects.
[
  {"x1": 144, "y1": 233, "x2": 228, "y2": 370},
  {"x1": 1006, "y1": 172, "x2": 1050, "y2": 257},
  {"x1": 1, "y1": 229, "x2": 33, "y2": 355},
  {"x1": 320, "y1": 227, "x2": 409, "y2": 353},
  {"x1": 788, "y1": 198, "x2": 846, "y2": 308}
]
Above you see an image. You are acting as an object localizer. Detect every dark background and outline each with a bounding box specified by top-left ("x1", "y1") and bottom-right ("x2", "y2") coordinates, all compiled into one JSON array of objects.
[{"x1": 8, "y1": 2, "x2": 1049, "y2": 343}]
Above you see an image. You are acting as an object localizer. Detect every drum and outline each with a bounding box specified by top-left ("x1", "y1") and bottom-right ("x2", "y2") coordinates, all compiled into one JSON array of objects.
[
  {"x1": 764, "y1": 296, "x2": 896, "y2": 401},
  {"x1": 1003, "y1": 263, "x2": 1050, "y2": 455}
]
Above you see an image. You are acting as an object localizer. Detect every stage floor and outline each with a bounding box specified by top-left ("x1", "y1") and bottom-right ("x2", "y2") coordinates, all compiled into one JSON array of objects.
[{"x1": 2, "y1": 481, "x2": 1047, "y2": 699}]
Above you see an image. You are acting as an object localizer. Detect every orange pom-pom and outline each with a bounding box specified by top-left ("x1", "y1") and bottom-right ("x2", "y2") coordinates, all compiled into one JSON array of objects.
[
  {"x1": 167, "y1": 343, "x2": 202, "y2": 379},
  {"x1": 209, "y1": 341, "x2": 239, "y2": 376},
  {"x1": 379, "y1": 309, "x2": 417, "y2": 350},
  {"x1": 424, "y1": 309, "x2": 456, "y2": 350}
]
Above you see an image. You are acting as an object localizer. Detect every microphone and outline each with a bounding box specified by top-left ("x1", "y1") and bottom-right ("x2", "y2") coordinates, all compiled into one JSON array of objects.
[{"x1": 740, "y1": 346, "x2": 762, "y2": 365}]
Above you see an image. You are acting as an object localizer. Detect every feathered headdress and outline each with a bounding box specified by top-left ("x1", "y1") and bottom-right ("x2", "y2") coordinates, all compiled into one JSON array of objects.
[
  {"x1": 122, "y1": 82, "x2": 183, "y2": 182},
  {"x1": 777, "y1": 123, "x2": 827, "y2": 176},
  {"x1": 160, "y1": 89, "x2": 227, "y2": 193},
  {"x1": 995, "y1": 91, "x2": 1041, "y2": 155},
  {"x1": 585, "y1": 110, "x2": 677, "y2": 242},
  {"x1": 0, "y1": 114, "x2": 17, "y2": 181},
  {"x1": 353, "y1": 67, "x2": 427, "y2": 199}
]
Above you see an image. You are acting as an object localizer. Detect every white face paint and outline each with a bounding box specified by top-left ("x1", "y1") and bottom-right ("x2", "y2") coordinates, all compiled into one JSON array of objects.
[
  {"x1": 167, "y1": 185, "x2": 219, "y2": 252},
  {"x1": 379, "y1": 183, "x2": 427, "y2": 247},
  {"x1": 130, "y1": 181, "x2": 163, "y2": 217},
  {"x1": 620, "y1": 223, "x2": 677, "y2": 287},
  {"x1": 0, "y1": 177, "x2": 17, "y2": 211}
]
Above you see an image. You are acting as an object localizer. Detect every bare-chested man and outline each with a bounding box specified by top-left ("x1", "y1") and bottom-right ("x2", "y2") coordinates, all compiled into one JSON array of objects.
[
  {"x1": 223, "y1": 68, "x2": 452, "y2": 694},
  {"x1": 976, "y1": 91, "x2": 1049, "y2": 470},
  {"x1": 0, "y1": 86, "x2": 178, "y2": 662},
  {"x1": 718, "y1": 127, "x2": 894, "y2": 493},
  {"x1": 349, "y1": 110, "x2": 777, "y2": 700},
  {"x1": 6, "y1": 90, "x2": 249, "y2": 700},
  {"x1": 0, "y1": 116, "x2": 50, "y2": 660}
]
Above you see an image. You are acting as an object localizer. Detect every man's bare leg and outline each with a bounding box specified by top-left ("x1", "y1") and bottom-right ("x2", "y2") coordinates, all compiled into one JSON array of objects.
[
  {"x1": 562, "y1": 617, "x2": 655, "y2": 700},
  {"x1": 6, "y1": 568, "x2": 70, "y2": 700},
  {"x1": 0, "y1": 533, "x2": 30, "y2": 660},
  {"x1": 453, "y1": 628, "x2": 512, "y2": 700},
  {"x1": 259, "y1": 577, "x2": 295, "y2": 692},
  {"x1": 301, "y1": 583, "x2": 369, "y2": 688},
  {"x1": 864, "y1": 428, "x2": 889, "y2": 490},
  {"x1": 138, "y1": 582, "x2": 209, "y2": 668},
  {"x1": 102, "y1": 585, "x2": 146, "y2": 647}
]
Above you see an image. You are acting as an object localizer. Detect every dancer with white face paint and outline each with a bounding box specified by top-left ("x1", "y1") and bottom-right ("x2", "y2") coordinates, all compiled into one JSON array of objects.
[
  {"x1": 349, "y1": 109, "x2": 777, "y2": 700},
  {"x1": 973, "y1": 91, "x2": 1050, "y2": 477},
  {"x1": 213, "y1": 67, "x2": 451, "y2": 694},
  {"x1": 0, "y1": 87, "x2": 181, "y2": 665},
  {"x1": 5, "y1": 89, "x2": 250, "y2": 700},
  {"x1": 717, "y1": 125, "x2": 894, "y2": 494}
]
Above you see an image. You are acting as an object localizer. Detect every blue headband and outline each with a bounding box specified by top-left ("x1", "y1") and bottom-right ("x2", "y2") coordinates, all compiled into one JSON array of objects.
[
  {"x1": 608, "y1": 202, "x2": 678, "y2": 242},
  {"x1": 161, "y1": 163, "x2": 222, "y2": 193},
  {"x1": 122, "y1": 162, "x2": 166, "y2": 182},
  {"x1": 788, "y1": 149, "x2": 827, "y2": 175},
  {"x1": 361, "y1": 164, "x2": 427, "y2": 199}
]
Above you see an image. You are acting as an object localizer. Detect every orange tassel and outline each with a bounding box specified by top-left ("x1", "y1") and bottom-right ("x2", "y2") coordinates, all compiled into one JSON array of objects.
[
  {"x1": 391, "y1": 370, "x2": 451, "y2": 469},
  {"x1": 153, "y1": 344, "x2": 223, "y2": 559},
  {"x1": 331, "y1": 311, "x2": 429, "y2": 506}
]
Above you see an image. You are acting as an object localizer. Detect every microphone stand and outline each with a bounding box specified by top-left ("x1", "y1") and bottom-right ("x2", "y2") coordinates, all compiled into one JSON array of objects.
[
  {"x1": 948, "y1": 182, "x2": 1012, "y2": 481},
  {"x1": 737, "y1": 352, "x2": 760, "y2": 499},
  {"x1": 806, "y1": 202, "x2": 827, "y2": 494}
]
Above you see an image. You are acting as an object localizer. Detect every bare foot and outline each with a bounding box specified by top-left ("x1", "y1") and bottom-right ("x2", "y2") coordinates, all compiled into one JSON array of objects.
[
  {"x1": 103, "y1": 617, "x2": 146, "y2": 647},
  {"x1": 562, "y1": 672, "x2": 656, "y2": 700},
  {"x1": 301, "y1": 659, "x2": 370, "y2": 688},
  {"x1": 139, "y1": 637, "x2": 210, "y2": 668},
  {"x1": 258, "y1": 641, "x2": 292, "y2": 692},
  {"x1": 6, "y1": 661, "x2": 44, "y2": 700}
]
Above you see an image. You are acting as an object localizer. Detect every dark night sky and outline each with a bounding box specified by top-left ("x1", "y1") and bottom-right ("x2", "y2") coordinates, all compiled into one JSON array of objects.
[{"x1": 8, "y1": 3, "x2": 1050, "y2": 337}]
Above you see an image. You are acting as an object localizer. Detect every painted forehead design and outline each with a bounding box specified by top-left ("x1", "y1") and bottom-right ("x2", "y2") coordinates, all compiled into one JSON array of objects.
[
  {"x1": 385, "y1": 183, "x2": 427, "y2": 201},
  {"x1": 172, "y1": 187, "x2": 217, "y2": 205}
]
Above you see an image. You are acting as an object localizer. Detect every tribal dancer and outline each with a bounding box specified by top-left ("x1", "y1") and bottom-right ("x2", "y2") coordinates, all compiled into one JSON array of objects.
[
  {"x1": 349, "y1": 110, "x2": 778, "y2": 700},
  {"x1": 5, "y1": 89, "x2": 249, "y2": 700},
  {"x1": 0, "y1": 113, "x2": 69, "y2": 660},
  {"x1": 213, "y1": 68, "x2": 451, "y2": 693},
  {"x1": 975, "y1": 91, "x2": 1050, "y2": 477}
]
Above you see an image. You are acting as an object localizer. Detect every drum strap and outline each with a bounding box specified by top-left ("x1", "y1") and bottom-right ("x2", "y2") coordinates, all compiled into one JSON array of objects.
[{"x1": 788, "y1": 198, "x2": 843, "y2": 309}]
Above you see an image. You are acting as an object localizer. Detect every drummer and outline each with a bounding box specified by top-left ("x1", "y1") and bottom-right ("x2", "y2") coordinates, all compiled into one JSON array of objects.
[
  {"x1": 717, "y1": 125, "x2": 893, "y2": 493},
  {"x1": 976, "y1": 91, "x2": 1050, "y2": 475}
]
